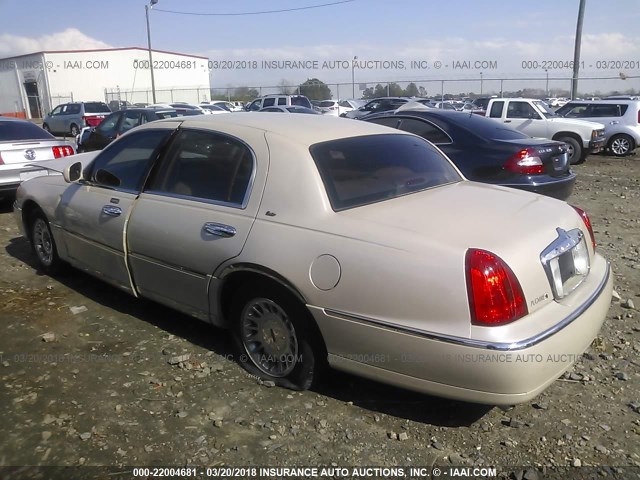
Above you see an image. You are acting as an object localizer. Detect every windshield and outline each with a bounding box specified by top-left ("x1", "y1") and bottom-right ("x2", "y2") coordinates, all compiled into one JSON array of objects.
[
  {"x1": 533, "y1": 100, "x2": 556, "y2": 117},
  {"x1": 310, "y1": 134, "x2": 461, "y2": 211}
]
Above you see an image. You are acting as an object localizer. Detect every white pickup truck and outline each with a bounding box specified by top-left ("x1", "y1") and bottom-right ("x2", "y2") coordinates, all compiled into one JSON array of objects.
[{"x1": 485, "y1": 98, "x2": 606, "y2": 164}]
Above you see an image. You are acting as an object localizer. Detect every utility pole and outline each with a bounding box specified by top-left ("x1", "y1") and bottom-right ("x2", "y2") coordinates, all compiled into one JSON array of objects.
[
  {"x1": 145, "y1": 0, "x2": 158, "y2": 104},
  {"x1": 571, "y1": 0, "x2": 586, "y2": 100}
]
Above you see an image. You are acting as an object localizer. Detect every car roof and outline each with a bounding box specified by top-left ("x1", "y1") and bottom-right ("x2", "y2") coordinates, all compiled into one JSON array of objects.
[
  {"x1": 144, "y1": 111, "x2": 413, "y2": 145},
  {"x1": 0, "y1": 116, "x2": 31, "y2": 123},
  {"x1": 564, "y1": 99, "x2": 640, "y2": 104}
]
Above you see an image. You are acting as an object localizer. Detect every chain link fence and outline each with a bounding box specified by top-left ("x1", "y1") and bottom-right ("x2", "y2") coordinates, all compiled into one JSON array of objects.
[
  {"x1": 104, "y1": 87, "x2": 211, "y2": 106},
  {"x1": 104, "y1": 75, "x2": 638, "y2": 105}
]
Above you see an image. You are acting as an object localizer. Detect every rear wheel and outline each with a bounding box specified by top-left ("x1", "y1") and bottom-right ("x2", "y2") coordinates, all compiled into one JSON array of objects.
[
  {"x1": 558, "y1": 136, "x2": 584, "y2": 165},
  {"x1": 608, "y1": 134, "x2": 634, "y2": 157},
  {"x1": 30, "y1": 211, "x2": 63, "y2": 274},
  {"x1": 230, "y1": 282, "x2": 323, "y2": 390}
]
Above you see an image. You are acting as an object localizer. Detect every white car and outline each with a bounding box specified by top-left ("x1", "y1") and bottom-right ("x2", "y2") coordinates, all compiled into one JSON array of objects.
[{"x1": 14, "y1": 113, "x2": 612, "y2": 405}]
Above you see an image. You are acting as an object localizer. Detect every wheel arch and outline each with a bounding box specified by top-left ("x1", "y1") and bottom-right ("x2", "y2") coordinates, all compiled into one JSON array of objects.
[
  {"x1": 21, "y1": 199, "x2": 46, "y2": 242},
  {"x1": 551, "y1": 131, "x2": 583, "y2": 144},
  {"x1": 215, "y1": 263, "x2": 309, "y2": 328}
]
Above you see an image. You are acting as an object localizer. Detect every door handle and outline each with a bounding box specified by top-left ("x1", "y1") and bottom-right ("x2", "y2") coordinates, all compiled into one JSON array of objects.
[
  {"x1": 203, "y1": 222, "x2": 236, "y2": 238},
  {"x1": 102, "y1": 205, "x2": 122, "y2": 217},
  {"x1": 504, "y1": 120, "x2": 512, "y2": 123}
]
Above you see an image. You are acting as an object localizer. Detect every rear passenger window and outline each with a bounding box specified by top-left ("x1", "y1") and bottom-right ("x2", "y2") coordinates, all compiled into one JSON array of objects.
[
  {"x1": 66, "y1": 104, "x2": 81, "y2": 114},
  {"x1": 489, "y1": 101, "x2": 504, "y2": 118},
  {"x1": 366, "y1": 117, "x2": 401, "y2": 129},
  {"x1": 147, "y1": 129, "x2": 254, "y2": 206},
  {"x1": 277, "y1": 97, "x2": 287, "y2": 105},
  {"x1": 398, "y1": 118, "x2": 451, "y2": 144},
  {"x1": 263, "y1": 98, "x2": 275, "y2": 107}
]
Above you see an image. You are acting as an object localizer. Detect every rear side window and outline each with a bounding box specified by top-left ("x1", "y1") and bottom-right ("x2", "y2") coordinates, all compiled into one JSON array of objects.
[
  {"x1": 589, "y1": 104, "x2": 627, "y2": 117},
  {"x1": 277, "y1": 98, "x2": 287, "y2": 106},
  {"x1": 291, "y1": 96, "x2": 312, "y2": 108},
  {"x1": 397, "y1": 118, "x2": 451, "y2": 144},
  {"x1": 66, "y1": 104, "x2": 81, "y2": 114},
  {"x1": 310, "y1": 134, "x2": 461, "y2": 211},
  {"x1": 147, "y1": 129, "x2": 254, "y2": 206},
  {"x1": 319, "y1": 101, "x2": 336, "y2": 108},
  {"x1": 84, "y1": 102, "x2": 111, "y2": 113},
  {"x1": 0, "y1": 121, "x2": 55, "y2": 141},
  {"x1": 366, "y1": 117, "x2": 401, "y2": 129},
  {"x1": 263, "y1": 98, "x2": 276, "y2": 107}
]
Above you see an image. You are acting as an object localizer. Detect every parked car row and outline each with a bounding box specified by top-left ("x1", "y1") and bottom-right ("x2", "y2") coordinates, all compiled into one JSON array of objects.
[{"x1": 13, "y1": 112, "x2": 613, "y2": 405}]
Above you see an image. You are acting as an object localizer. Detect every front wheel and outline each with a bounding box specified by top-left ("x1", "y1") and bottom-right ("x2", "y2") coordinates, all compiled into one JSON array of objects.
[
  {"x1": 230, "y1": 282, "x2": 323, "y2": 390},
  {"x1": 70, "y1": 124, "x2": 80, "y2": 137},
  {"x1": 42, "y1": 123, "x2": 50, "y2": 133},
  {"x1": 558, "y1": 136, "x2": 584, "y2": 165},
  {"x1": 30, "y1": 211, "x2": 63, "y2": 274},
  {"x1": 608, "y1": 134, "x2": 634, "y2": 157}
]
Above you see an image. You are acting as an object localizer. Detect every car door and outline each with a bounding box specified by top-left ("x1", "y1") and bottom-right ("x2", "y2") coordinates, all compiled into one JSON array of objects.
[
  {"x1": 504, "y1": 101, "x2": 546, "y2": 137},
  {"x1": 52, "y1": 105, "x2": 70, "y2": 133},
  {"x1": 47, "y1": 105, "x2": 63, "y2": 132},
  {"x1": 126, "y1": 126, "x2": 268, "y2": 320},
  {"x1": 58, "y1": 126, "x2": 177, "y2": 292}
]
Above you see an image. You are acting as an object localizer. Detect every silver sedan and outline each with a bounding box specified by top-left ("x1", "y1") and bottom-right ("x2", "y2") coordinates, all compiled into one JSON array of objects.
[{"x1": 0, "y1": 117, "x2": 75, "y2": 199}]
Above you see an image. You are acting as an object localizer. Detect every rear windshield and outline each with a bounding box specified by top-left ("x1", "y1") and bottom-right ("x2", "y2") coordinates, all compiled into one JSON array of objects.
[
  {"x1": 310, "y1": 134, "x2": 461, "y2": 211},
  {"x1": 0, "y1": 120, "x2": 55, "y2": 141},
  {"x1": 291, "y1": 96, "x2": 312, "y2": 108},
  {"x1": 84, "y1": 102, "x2": 111, "y2": 113},
  {"x1": 450, "y1": 113, "x2": 531, "y2": 140}
]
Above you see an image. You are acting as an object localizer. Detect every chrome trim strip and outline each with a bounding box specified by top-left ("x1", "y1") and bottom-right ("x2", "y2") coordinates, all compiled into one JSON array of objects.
[{"x1": 323, "y1": 262, "x2": 610, "y2": 352}]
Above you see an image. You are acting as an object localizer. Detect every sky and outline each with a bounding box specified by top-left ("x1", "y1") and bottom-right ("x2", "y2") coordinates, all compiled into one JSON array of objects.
[{"x1": 1, "y1": 0, "x2": 639, "y2": 96}]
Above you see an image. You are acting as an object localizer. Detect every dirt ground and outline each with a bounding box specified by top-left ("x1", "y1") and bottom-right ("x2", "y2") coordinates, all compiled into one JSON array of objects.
[{"x1": 0, "y1": 151, "x2": 639, "y2": 479}]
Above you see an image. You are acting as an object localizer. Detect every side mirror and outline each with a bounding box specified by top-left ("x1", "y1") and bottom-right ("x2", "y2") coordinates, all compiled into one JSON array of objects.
[{"x1": 63, "y1": 161, "x2": 83, "y2": 183}]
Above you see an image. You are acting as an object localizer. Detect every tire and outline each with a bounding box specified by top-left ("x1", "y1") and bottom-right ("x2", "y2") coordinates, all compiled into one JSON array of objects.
[
  {"x1": 70, "y1": 124, "x2": 80, "y2": 137},
  {"x1": 558, "y1": 136, "x2": 584, "y2": 165},
  {"x1": 30, "y1": 211, "x2": 63, "y2": 275},
  {"x1": 608, "y1": 134, "x2": 634, "y2": 157},
  {"x1": 230, "y1": 282, "x2": 323, "y2": 391},
  {"x1": 42, "y1": 123, "x2": 50, "y2": 133}
]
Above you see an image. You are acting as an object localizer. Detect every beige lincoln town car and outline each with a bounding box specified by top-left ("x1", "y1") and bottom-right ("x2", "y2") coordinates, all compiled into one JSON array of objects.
[{"x1": 13, "y1": 113, "x2": 612, "y2": 405}]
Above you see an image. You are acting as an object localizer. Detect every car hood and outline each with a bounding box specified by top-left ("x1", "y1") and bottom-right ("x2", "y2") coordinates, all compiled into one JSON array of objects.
[
  {"x1": 545, "y1": 117, "x2": 605, "y2": 130},
  {"x1": 334, "y1": 181, "x2": 585, "y2": 258}
]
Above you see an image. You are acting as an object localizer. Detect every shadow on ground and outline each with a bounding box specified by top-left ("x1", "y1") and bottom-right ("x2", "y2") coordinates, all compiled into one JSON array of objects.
[{"x1": 5, "y1": 234, "x2": 492, "y2": 428}]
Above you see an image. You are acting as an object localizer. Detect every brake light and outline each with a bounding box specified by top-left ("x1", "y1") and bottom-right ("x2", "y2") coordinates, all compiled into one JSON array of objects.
[
  {"x1": 466, "y1": 249, "x2": 527, "y2": 326},
  {"x1": 52, "y1": 146, "x2": 75, "y2": 158},
  {"x1": 0, "y1": 153, "x2": 3, "y2": 165},
  {"x1": 83, "y1": 116, "x2": 102, "y2": 127},
  {"x1": 505, "y1": 148, "x2": 545, "y2": 175},
  {"x1": 637, "y1": 109, "x2": 640, "y2": 124},
  {"x1": 572, "y1": 206, "x2": 596, "y2": 250}
]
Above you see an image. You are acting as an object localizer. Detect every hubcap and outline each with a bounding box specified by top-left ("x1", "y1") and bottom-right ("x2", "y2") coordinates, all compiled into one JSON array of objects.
[
  {"x1": 240, "y1": 298, "x2": 298, "y2": 377},
  {"x1": 611, "y1": 137, "x2": 630, "y2": 155},
  {"x1": 33, "y1": 218, "x2": 53, "y2": 266}
]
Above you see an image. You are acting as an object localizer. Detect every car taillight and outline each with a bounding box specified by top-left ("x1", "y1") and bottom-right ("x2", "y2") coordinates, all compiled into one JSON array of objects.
[
  {"x1": 52, "y1": 146, "x2": 75, "y2": 158},
  {"x1": 466, "y1": 249, "x2": 527, "y2": 326},
  {"x1": 637, "y1": 109, "x2": 640, "y2": 124},
  {"x1": 504, "y1": 148, "x2": 545, "y2": 175},
  {"x1": 0, "y1": 153, "x2": 3, "y2": 165},
  {"x1": 83, "y1": 116, "x2": 102, "y2": 127},
  {"x1": 572, "y1": 205, "x2": 596, "y2": 250}
]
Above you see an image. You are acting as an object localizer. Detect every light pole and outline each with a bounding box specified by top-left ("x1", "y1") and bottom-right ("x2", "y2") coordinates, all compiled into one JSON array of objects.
[
  {"x1": 145, "y1": 0, "x2": 158, "y2": 104},
  {"x1": 351, "y1": 56, "x2": 357, "y2": 98},
  {"x1": 480, "y1": 72, "x2": 483, "y2": 95},
  {"x1": 545, "y1": 69, "x2": 549, "y2": 97}
]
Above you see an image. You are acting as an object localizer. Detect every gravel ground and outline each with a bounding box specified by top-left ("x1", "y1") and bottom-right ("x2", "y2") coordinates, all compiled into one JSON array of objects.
[{"x1": 0, "y1": 152, "x2": 638, "y2": 479}]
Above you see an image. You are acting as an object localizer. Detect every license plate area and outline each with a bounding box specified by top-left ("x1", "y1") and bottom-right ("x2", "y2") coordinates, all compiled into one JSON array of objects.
[{"x1": 540, "y1": 228, "x2": 590, "y2": 300}]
